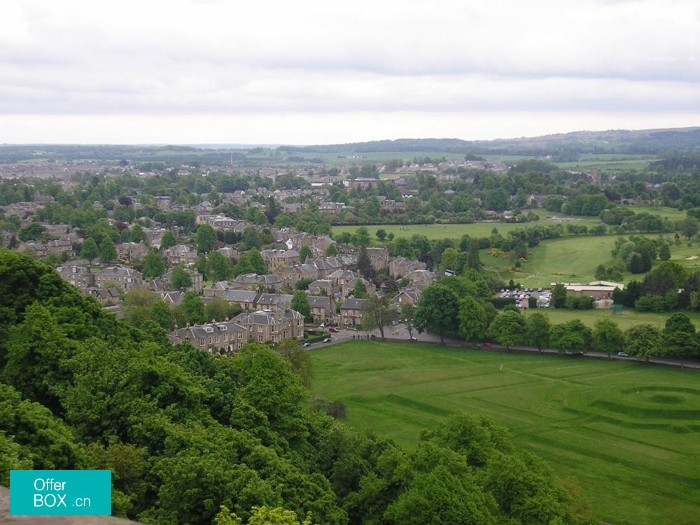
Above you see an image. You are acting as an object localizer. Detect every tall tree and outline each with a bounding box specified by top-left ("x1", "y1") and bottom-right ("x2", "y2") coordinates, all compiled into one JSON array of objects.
[
  {"x1": 80, "y1": 237, "x2": 100, "y2": 263},
  {"x1": 353, "y1": 279, "x2": 368, "y2": 299},
  {"x1": 160, "y1": 230, "x2": 177, "y2": 250},
  {"x1": 177, "y1": 292, "x2": 206, "y2": 325},
  {"x1": 171, "y1": 265, "x2": 192, "y2": 290},
  {"x1": 195, "y1": 224, "x2": 217, "y2": 254},
  {"x1": 551, "y1": 283, "x2": 568, "y2": 308},
  {"x1": 100, "y1": 237, "x2": 117, "y2": 263},
  {"x1": 291, "y1": 291, "x2": 312, "y2": 323},
  {"x1": 457, "y1": 296, "x2": 487, "y2": 343},
  {"x1": 663, "y1": 312, "x2": 698, "y2": 366},
  {"x1": 353, "y1": 227, "x2": 371, "y2": 248},
  {"x1": 678, "y1": 217, "x2": 698, "y2": 241},
  {"x1": 205, "y1": 297, "x2": 238, "y2": 323},
  {"x1": 276, "y1": 338, "x2": 314, "y2": 390},
  {"x1": 526, "y1": 312, "x2": 551, "y2": 352},
  {"x1": 625, "y1": 324, "x2": 661, "y2": 363},
  {"x1": 246, "y1": 248, "x2": 267, "y2": 275},
  {"x1": 466, "y1": 240, "x2": 483, "y2": 272},
  {"x1": 121, "y1": 287, "x2": 159, "y2": 328},
  {"x1": 549, "y1": 320, "x2": 592, "y2": 354},
  {"x1": 207, "y1": 251, "x2": 235, "y2": 282},
  {"x1": 593, "y1": 319, "x2": 624, "y2": 358},
  {"x1": 415, "y1": 284, "x2": 459, "y2": 344},
  {"x1": 299, "y1": 245, "x2": 312, "y2": 264},
  {"x1": 143, "y1": 248, "x2": 167, "y2": 280},
  {"x1": 361, "y1": 295, "x2": 398, "y2": 340},
  {"x1": 487, "y1": 310, "x2": 526, "y2": 351},
  {"x1": 401, "y1": 302, "x2": 417, "y2": 341},
  {"x1": 151, "y1": 300, "x2": 174, "y2": 331},
  {"x1": 356, "y1": 246, "x2": 373, "y2": 280},
  {"x1": 440, "y1": 247, "x2": 459, "y2": 273}
]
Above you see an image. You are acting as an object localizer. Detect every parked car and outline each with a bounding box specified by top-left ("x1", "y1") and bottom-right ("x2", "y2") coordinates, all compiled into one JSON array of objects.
[
  {"x1": 480, "y1": 342, "x2": 493, "y2": 348},
  {"x1": 303, "y1": 342, "x2": 311, "y2": 348},
  {"x1": 617, "y1": 351, "x2": 629, "y2": 357},
  {"x1": 322, "y1": 338, "x2": 331, "y2": 343},
  {"x1": 329, "y1": 327, "x2": 339, "y2": 333}
]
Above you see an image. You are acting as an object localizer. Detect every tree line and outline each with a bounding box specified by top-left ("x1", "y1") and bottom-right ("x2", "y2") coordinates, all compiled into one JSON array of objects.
[{"x1": 409, "y1": 278, "x2": 699, "y2": 363}]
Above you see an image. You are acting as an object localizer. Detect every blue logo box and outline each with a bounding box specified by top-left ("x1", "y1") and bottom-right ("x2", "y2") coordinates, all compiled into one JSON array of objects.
[{"x1": 10, "y1": 470, "x2": 111, "y2": 516}]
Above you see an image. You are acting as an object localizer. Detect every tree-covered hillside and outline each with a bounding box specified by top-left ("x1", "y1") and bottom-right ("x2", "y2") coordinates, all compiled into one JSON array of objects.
[{"x1": 0, "y1": 249, "x2": 593, "y2": 524}]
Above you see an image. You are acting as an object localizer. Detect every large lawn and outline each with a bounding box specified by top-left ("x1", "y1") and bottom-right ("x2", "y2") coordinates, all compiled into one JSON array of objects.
[
  {"x1": 528, "y1": 307, "x2": 700, "y2": 331},
  {"x1": 312, "y1": 341, "x2": 700, "y2": 525},
  {"x1": 332, "y1": 216, "x2": 601, "y2": 242}
]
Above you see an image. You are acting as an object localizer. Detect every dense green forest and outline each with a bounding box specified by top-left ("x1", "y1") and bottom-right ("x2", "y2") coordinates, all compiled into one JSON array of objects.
[{"x1": 0, "y1": 249, "x2": 593, "y2": 524}]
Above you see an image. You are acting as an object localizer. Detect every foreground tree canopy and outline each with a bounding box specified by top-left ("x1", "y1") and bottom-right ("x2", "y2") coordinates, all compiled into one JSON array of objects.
[{"x1": 0, "y1": 248, "x2": 593, "y2": 524}]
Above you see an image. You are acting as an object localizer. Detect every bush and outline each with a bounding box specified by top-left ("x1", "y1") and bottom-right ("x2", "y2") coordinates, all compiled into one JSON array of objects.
[
  {"x1": 634, "y1": 294, "x2": 666, "y2": 312},
  {"x1": 565, "y1": 296, "x2": 595, "y2": 310},
  {"x1": 304, "y1": 331, "x2": 329, "y2": 343},
  {"x1": 490, "y1": 297, "x2": 516, "y2": 309}
]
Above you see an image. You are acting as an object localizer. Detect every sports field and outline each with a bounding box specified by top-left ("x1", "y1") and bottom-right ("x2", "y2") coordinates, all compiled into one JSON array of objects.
[{"x1": 311, "y1": 341, "x2": 700, "y2": 525}]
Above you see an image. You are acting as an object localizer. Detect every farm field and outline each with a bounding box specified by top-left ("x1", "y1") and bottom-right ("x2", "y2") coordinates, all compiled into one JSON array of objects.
[{"x1": 311, "y1": 341, "x2": 700, "y2": 525}]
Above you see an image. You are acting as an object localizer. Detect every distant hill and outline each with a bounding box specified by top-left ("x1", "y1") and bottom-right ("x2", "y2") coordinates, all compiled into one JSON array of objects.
[
  {"x1": 283, "y1": 127, "x2": 700, "y2": 157},
  {"x1": 1, "y1": 127, "x2": 698, "y2": 164}
]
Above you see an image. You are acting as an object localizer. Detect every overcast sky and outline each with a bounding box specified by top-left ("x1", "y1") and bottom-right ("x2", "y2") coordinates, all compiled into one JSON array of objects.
[{"x1": 2, "y1": 0, "x2": 699, "y2": 144}]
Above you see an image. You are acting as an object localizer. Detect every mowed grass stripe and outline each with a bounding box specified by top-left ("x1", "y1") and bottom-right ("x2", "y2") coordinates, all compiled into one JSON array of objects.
[{"x1": 311, "y1": 341, "x2": 700, "y2": 525}]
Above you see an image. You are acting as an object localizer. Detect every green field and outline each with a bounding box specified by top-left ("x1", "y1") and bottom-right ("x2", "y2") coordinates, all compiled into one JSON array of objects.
[
  {"x1": 528, "y1": 307, "x2": 700, "y2": 331},
  {"x1": 554, "y1": 154, "x2": 657, "y2": 172},
  {"x1": 312, "y1": 341, "x2": 700, "y2": 525},
  {"x1": 332, "y1": 216, "x2": 601, "y2": 242}
]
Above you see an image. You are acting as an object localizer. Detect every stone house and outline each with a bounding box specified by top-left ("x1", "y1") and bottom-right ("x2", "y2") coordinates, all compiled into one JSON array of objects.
[
  {"x1": 232, "y1": 273, "x2": 283, "y2": 293},
  {"x1": 255, "y1": 293, "x2": 293, "y2": 311},
  {"x1": 404, "y1": 269, "x2": 437, "y2": 290},
  {"x1": 45, "y1": 238, "x2": 73, "y2": 256},
  {"x1": 389, "y1": 257, "x2": 426, "y2": 278},
  {"x1": 308, "y1": 279, "x2": 336, "y2": 297},
  {"x1": 392, "y1": 288, "x2": 421, "y2": 306},
  {"x1": 222, "y1": 289, "x2": 259, "y2": 310},
  {"x1": 233, "y1": 309, "x2": 304, "y2": 344},
  {"x1": 57, "y1": 264, "x2": 95, "y2": 291},
  {"x1": 308, "y1": 296, "x2": 336, "y2": 324},
  {"x1": 339, "y1": 298, "x2": 366, "y2": 327},
  {"x1": 95, "y1": 266, "x2": 144, "y2": 292},
  {"x1": 164, "y1": 244, "x2": 197, "y2": 266},
  {"x1": 203, "y1": 281, "x2": 234, "y2": 298},
  {"x1": 366, "y1": 247, "x2": 390, "y2": 270},
  {"x1": 86, "y1": 287, "x2": 121, "y2": 305},
  {"x1": 116, "y1": 242, "x2": 148, "y2": 264},
  {"x1": 169, "y1": 320, "x2": 248, "y2": 354},
  {"x1": 261, "y1": 249, "x2": 300, "y2": 269}
]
